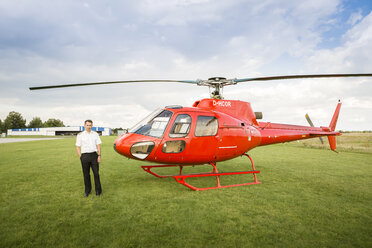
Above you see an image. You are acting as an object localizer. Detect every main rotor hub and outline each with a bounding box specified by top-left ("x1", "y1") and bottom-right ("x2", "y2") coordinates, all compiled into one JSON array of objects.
[
  {"x1": 208, "y1": 77, "x2": 227, "y2": 81},
  {"x1": 197, "y1": 77, "x2": 237, "y2": 99}
]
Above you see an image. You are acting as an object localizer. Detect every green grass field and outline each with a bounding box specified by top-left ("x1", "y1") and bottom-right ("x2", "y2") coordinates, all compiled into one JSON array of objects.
[
  {"x1": 293, "y1": 132, "x2": 372, "y2": 153},
  {"x1": 0, "y1": 136, "x2": 371, "y2": 247}
]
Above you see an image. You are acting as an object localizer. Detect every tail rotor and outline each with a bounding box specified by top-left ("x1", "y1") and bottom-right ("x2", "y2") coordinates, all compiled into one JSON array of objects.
[{"x1": 305, "y1": 113, "x2": 324, "y2": 144}]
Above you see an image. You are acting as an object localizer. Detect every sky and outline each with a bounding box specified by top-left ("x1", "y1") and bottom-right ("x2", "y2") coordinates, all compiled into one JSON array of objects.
[{"x1": 0, "y1": 0, "x2": 371, "y2": 130}]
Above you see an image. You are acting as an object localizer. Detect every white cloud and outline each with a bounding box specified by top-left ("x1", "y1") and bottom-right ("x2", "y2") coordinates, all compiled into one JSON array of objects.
[
  {"x1": 307, "y1": 11, "x2": 372, "y2": 72},
  {"x1": 347, "y1": 9, "x2": 363, "y2": 25}
]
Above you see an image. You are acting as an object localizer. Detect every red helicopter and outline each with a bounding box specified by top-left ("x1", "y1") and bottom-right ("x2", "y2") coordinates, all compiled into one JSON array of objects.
[{"x1": 30, "y1": 73, "x2": 372, "y2": 190}]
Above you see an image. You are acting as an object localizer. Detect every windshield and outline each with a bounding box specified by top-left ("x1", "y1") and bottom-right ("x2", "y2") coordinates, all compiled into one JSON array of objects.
[{"x1": 128, "y1": 109, "x2": 173, "y2": 138}]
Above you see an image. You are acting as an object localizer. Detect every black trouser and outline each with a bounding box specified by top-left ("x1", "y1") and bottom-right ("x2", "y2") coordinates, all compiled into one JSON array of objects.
[{"x1": 80, "y1": 152, "x2": 102, "y2": 195}]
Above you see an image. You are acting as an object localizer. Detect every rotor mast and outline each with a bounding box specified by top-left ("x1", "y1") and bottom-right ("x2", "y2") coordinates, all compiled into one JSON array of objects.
[{"x1": 197, "y1": 77, "x2": 237, "y2": 99}]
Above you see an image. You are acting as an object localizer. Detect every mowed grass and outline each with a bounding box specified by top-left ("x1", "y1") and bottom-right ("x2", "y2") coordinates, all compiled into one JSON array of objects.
[{"x1": 0, "y1": 136, "x2": 371, "y2": 248}]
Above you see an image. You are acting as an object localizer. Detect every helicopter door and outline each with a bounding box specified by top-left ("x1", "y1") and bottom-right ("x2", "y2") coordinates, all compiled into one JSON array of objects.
[
  {"x1": 188, "y1": 115, "x2": 219, "y2": 162},
  {"x1": 155, "y1": 114, "x2": 192, "y2": 163}
]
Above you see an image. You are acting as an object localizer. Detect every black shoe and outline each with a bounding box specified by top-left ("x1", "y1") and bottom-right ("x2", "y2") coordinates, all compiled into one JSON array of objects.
[
  {"x1": 84, "y1": 193, "x2": 90, "y2": 197},
  {"x1": 96, "y1": 193, "x2": 101, "y2": 196}
]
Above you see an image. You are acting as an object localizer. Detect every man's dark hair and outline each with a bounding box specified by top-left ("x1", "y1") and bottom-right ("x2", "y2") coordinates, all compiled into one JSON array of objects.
[{"x1": 85, "y1": 120, "x2": 93, "y2": 124}]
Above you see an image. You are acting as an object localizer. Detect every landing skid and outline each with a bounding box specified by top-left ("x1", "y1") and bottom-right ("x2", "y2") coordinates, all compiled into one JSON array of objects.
[{"x1": 141, "y1": 154, "x2": 261, "y2": 191}]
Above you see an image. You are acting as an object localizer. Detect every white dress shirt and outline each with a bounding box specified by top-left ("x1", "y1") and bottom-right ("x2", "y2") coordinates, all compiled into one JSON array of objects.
[{"x1": 76, "y1": 131, "x2": 102, "y2": 153}]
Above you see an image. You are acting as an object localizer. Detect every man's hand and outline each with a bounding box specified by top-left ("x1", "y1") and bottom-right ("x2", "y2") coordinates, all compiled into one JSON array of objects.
[
  {"x1": 97, "y1": 144, "x2": 101, "y2": 164},
  {"x1": 76, "y1": 146, "x2": 81, "y2": 159}
]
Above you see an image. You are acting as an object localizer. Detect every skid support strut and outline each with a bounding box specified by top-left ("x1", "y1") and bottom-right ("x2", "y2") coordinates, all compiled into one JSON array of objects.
[
  {"x1": 141, "y1": 164, "x2": 190, "y2": 178},
  {"x1": 141, "y1": 153, "x2": 261, "y2": 191}
]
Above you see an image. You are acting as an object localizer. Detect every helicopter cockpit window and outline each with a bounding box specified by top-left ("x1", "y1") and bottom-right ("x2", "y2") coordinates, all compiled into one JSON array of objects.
[
  {"x1": 129, "y1": 109, "x2": 173, "y2": 138},
  {"x1": 169, "y1": 114, "x2": 192, "y2": 138},
  {"x1": 195, "y1": 116, "x2": 218, "y2": 137}
]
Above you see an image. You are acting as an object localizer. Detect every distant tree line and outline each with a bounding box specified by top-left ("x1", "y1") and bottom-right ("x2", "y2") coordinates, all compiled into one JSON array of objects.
[{"x1": 0, "y1": 111, "x2": 65, "y2": 133}]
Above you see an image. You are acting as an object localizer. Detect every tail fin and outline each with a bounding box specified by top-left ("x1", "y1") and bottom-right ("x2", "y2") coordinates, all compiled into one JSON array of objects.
[
  {"x1": 329, "y1": 100, "x2": 342, "y2": 131},
  {"x1": 328, "y1": 100, "x2": 342, "y2": 151}
]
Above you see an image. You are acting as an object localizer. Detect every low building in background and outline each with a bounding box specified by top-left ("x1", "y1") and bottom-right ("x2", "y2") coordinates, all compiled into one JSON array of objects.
[{"x1": 7, "y1": 126, "x2": 111, "y2": 136}]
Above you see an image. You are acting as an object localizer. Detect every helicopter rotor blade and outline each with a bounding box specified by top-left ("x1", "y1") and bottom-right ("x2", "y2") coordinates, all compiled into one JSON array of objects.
[
  {"x1": 234, "y1": 73, "x2": 372, "y2": 83},
  {"x1": 305, "y1": 113, "x2": 324, "y2": 144},
  {"x1": 29, "y1": 79, "x2": 200, "y2": 90}
]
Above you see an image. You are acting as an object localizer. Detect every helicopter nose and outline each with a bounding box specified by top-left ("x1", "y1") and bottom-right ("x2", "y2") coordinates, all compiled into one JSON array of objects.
[
  {"x1": 114, "y1": 133, "x2": 131, "y2": 157},
  {"x1": 114, "y1": 133, "x2": 157, "y2": 160}
]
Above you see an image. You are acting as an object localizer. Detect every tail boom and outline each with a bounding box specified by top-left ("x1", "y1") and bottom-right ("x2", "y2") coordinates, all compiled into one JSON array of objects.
[
  {"x1": 258, "y1": 124, "x2": 340, "y2": 147},
  {"x1": 258, "y1": 101, "x2": 342, "y2": 151}
]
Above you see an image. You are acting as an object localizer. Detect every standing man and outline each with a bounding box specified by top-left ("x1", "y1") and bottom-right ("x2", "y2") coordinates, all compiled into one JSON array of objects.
[{"x1": 76, "y1": 120, "x2": 102, "y2": 197}]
